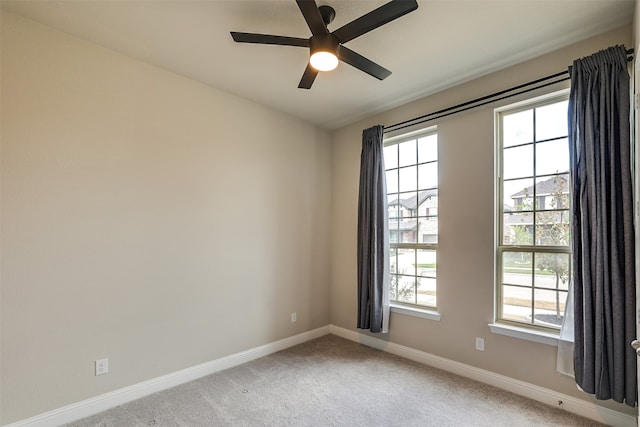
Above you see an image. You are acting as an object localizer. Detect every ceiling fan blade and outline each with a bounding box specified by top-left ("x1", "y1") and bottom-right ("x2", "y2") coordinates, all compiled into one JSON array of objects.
[
  {"x1": 332, "y1": 0, "x2": 418, "y2": 44},
  {"x1": 296, "y1": 0, "x2": 328, "y2": 36},
  {"x1": 339, "y1": 46, "x2": 391, "y2": 80},
  {"x1": 230, "y1": 32, "x2": 309, "y2": 47},
  {"x1": 298, "y1": 64, "x2": 318, "y2": 89}
]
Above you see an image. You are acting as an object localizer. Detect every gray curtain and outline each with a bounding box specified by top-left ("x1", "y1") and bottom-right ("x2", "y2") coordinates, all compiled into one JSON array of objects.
[
  {"x1": 357, "y1": 125, "x2": 390, "y2": 333},
  {"x1": 569, "y1": 45, "x2": 636, "y2": 406}
]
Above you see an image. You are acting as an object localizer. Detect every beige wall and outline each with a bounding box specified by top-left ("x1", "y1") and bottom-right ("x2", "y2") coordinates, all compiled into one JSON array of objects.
[
  {"x1": 330, "y1": 25, "x2": 635, "y2": 416},
  {"x1": 0, "y1": 12, "x2": 331, "y2": 423}
]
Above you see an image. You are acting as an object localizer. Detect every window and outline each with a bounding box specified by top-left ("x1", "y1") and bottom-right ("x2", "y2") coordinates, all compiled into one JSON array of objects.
[
  {"x1": 496, "y1": 92, "x2": 570, "y2": 331},
  {"x1": 384, "y1": 128, "x2": 438, "y2": 308}
]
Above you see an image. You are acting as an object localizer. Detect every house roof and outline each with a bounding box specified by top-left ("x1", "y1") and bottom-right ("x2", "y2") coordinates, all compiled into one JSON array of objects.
[
  {"x1": 389, "y1": 189, "x2": 437, "y2": 210},
  {"x1": 510, "y1": 175, "x2": 569, "y2": 198}
]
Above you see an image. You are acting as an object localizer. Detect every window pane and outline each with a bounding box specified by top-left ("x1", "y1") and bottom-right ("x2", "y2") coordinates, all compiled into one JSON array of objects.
[
  {"x1": 418, "y1": 134, "x2": 438, "y2": 163},
  {"x1": 417, "y1": 277, "x2": 436, "y2": 307},
  {"x1": 397, "y1": 191, "x2": 417, "y2": 214},
  {"x1": 503, "y1": 178, "x2": 534, "y2": 210},
  {"x1": 503, "y1": 213, "x2": 533, "y2": 245},
  {"x1": 390, "y1": 248, "x2": 397, "y2": 274},
  {"x1": 398, "y1": 166, "x2": 417, "y2": 192},
  {"x1": 393, "y1": 275, "x2": 416, "y2": 303},
  {"x1": 416, "y1": 195, "x2": 429, "y2": 217},
  {"x1": 502, "y1": 284, "x2": 532, "y2": 323},
  {"x1": 398, "y1": 139, "x2": 416, "y2": 167},
  {"x1": 503, "y1": 109, "x2": 533, "y2": 147},
  {"x1": 417, "y1": 249, "x2": 436, "y2": 277},
  {"x1": 397, "y1": 248, "x2": 415, "y2": 276},
  {"x1": 534, "y1": 253, "x2": 570, "y2": 290},
  {"x1": 395, "y1": 192, "x2": 418, "y2": 244},
  {"x1": 384, "y1": 144, "x2": 398, "y2": 169},
  {"x1": 535, "y1": 212, "x2": 569, "y2": 246},
  {"x1": 418, "y1": 217, "x2": 438, "y2": 243},
  {"x1": 535, "y1": 101, "x2": 568, "y2": 141},
  {"x1": 418, "y1": 163, "x2": 437, "y2": 190},
  {"x1": 398, "y1": 223, "x2": 418, "y2": 244},
  {"x1": 420, "y1": 189, "x2": 438, "y2": 213},
  {"x1": 502, "y1": 251, "x2": 532, "y2": 286},
  {"x1": 535, "y1": 174, "x2": 568, "y2": 210},
  {"x1": 386, "y1": 170, "x2": 398, "y2": 193},
  {"x1": 533, "y1": 289, "x2": 567, "y2": 328},
  {"x1": 388, "y1": 194, "x2": 399, "y2": 220},
  {"x1": 503, "y1": 144, "x2": 533, "y2": 179},
  {"x1": 536, "y1": 138, "x2": 569, "y2": 176}
]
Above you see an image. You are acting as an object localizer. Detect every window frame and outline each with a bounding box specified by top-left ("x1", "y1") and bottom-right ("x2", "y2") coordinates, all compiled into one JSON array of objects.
[
  {"x1": 495, "y1": 90, "x2": 571, "y2": 333},
  {"x1": 384, "y1": 126, "x2": 438, "y2": 310}
]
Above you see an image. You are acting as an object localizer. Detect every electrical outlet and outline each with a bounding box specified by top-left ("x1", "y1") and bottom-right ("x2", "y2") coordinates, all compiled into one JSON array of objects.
[
  {"x1": 475, "y1": 337, "x2": 485, "y2": 351},
  {"x1": 95, "y1": 358, "x2": 109, "y2": 376},
  {"x1": 290, "y1": 312, "x2": 297, "y2": 323}
]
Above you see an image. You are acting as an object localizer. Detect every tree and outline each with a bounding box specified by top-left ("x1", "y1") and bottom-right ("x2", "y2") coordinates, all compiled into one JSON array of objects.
[
  {"x1": 508, "y1": 174, "x2": 570, "y2": 323},
  {"x1": 390, "y1": 269, "x2": 418, "y2": 303},
  {"x1": 536, "y1": 253, "x2": 569, "y2": 318},
  {"x1": 533, "y1": 175, "x2": 570, "y2": 319}
]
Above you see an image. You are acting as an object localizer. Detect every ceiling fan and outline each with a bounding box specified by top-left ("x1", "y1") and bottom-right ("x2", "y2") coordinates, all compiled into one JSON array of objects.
[{"x1": 230, "y1": 0, "x2": 419, "y2": 89}]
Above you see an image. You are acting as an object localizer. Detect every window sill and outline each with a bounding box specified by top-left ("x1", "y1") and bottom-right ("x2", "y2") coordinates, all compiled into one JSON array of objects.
[
  {"x1": 390, "y1": 304, "x2": 441, "y2": 321},
  {"x1": 488, "y1": 323, "x2": 559, "y2": 346}
]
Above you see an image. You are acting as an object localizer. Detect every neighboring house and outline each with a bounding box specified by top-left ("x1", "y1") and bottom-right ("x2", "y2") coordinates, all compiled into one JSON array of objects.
[
  {"x1": 510, "y1": 174, "x2": 569, "y2": 211},
  {"x1": 503, "y1": 174, "x2": 569, "y2": 245},
  {"x1": 388, "y1": 190, "x2": 438, "y2": 244}
]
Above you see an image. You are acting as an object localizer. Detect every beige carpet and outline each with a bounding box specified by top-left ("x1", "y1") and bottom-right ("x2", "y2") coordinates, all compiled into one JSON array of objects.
[{"x1": 66, "y1": 334, "x2": 604, "y2": 426}]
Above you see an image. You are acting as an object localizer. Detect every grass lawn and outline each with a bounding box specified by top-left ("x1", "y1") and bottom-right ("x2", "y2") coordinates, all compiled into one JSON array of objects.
[{"x1": 503, "y1": 267, "x2": 555, "y2": 275}]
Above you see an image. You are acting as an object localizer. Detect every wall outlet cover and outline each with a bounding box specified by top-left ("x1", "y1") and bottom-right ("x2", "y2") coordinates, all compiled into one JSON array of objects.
[{"x1": 95, "y1": 358, "x2": 109, "y2": 376}]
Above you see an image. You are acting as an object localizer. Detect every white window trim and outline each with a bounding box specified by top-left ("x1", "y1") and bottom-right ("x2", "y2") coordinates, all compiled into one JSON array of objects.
[
  {"x1": 391, "y1": 303, "x2": 441, "y2": 321},
  {"x1": 384, "y1": 125, "x2": 437, "y2": 144},
  {"x1": 385, "y1": 125, "x2": 439, "y2": 310},
  {"x1": 494, "y1": 89, "x2": 570, "y2": 115},
  {"x1": 488, "y1": 323, "x2": 559, "y2": 346},
  {"x1": 494, "y1": 89, "x2": 571, "y2": 335}
]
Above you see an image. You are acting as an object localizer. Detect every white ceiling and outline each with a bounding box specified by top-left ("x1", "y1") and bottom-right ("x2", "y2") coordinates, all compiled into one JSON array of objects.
[{"x1": 1, "y1": 0, "x2": 635, "y2": 129}]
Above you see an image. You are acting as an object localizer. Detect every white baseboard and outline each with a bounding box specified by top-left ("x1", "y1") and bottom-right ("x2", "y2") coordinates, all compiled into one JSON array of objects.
[
  {"x1": 4, "y1": 326, "x2": 330, "y2": 427},
  {"x1": 6, "y1": 324, "x2": 636, "y2": 427},
  {"x1": 329, "y1": 324, "x2": 637, "y2": 427}
]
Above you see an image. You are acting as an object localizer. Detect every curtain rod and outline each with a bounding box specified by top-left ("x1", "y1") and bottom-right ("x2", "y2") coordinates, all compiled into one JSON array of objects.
[{"x1": 384, "y1": 48, "x2": 634, "y2": 134}]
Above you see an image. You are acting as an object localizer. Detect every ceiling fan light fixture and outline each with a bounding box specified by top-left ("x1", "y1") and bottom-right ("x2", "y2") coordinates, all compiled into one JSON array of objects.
[
  {"x1": 310, "y1": 50, "x2": 338, "y2": 71},
  {"x1": 230, "y1": 0, "x2": 419, "y2": 88}
]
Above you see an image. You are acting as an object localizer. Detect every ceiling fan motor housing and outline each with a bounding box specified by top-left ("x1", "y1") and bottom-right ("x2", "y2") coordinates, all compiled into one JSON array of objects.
[{"x1": 310, "y1": 33, "x2": 340, "y2": 57}]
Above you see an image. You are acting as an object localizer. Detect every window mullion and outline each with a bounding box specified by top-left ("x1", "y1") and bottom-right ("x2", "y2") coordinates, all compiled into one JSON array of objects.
[
  {"x1": 532, "y1": 108, "x2": 537, "y2": 246},
  {"x1": 530, "y1": 252, "x2": 536, "y2": 325}
]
